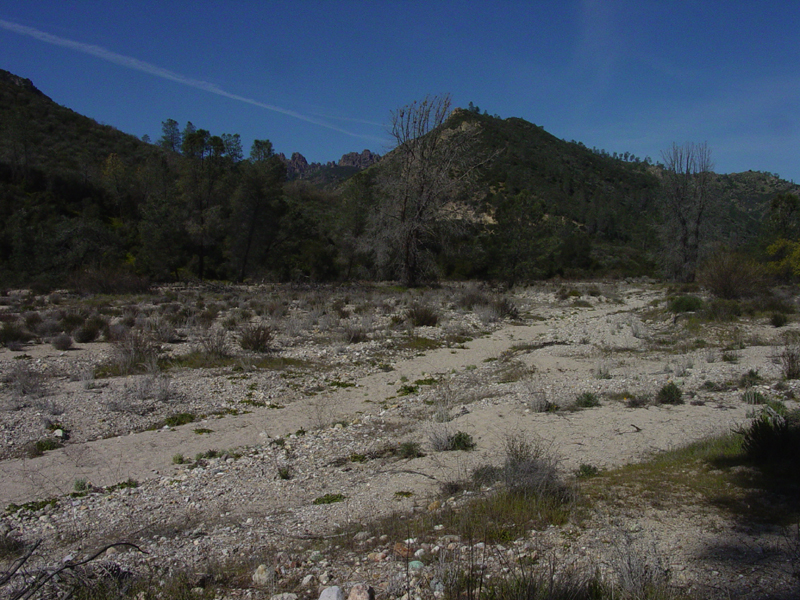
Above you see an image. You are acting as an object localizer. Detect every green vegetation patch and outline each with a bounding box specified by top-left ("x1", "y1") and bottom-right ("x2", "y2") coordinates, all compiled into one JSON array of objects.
[{"x1": 313, "y1": 493, "x2": 345, "y2": 505}]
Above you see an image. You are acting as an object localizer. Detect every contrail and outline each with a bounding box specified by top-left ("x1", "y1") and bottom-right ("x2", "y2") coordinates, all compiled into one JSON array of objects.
[{"x1": 0, "y1": 18, "x2": 375, "y2": 139}]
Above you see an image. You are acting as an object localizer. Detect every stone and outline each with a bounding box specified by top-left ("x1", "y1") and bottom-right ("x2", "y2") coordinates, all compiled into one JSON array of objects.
[
  {"x1": 270, "y1": 595, "x2": 297, "y2": 600},
  {"x1": 347, "y1": 583, "x2": 375, "y2": 600},
  {"x1": 301, "y1": 574, "x2": 316, "y2": 587},
  {"x1": 409, "y1": 561, "x2": 424, "y2": 570},
  {"x1": 318, "y1": 586, "x2": 344, "y2": 600},
  {"x1": 252, "y1": 564, "x2": 273, "y2": 586}
]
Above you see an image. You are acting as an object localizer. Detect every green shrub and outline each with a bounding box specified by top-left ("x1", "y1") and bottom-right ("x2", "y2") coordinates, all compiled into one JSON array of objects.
[
  {"x1": 741, "y1": 408, "x2": 800, "y2": 462},
  {"x1": 448, "y1": 431, "x2": 476, "y2": 451},
  {"x1": 738, "y1": 369, "x2": 762, "y2": 388},
  {"x1": 575, "y1": 392, "x2": 600, "y2": 408},
  {"x1": 655, "y1": 382, "x2": 683, "y2": 405},
  {"x1": 742, "y1": 389, "x2": 767, "y2": 405},
  {"x1": 163, "y1": 413, "x2": 195, "y2": 427},
  {"x1": 668, "y1": 295, "x2": 703, "y2": 313},
  {"x1": 576, "y1": 464, "x2": 599, "y2": 478},
  {"x1": 313, "y1": 493, "x2": 345, "y2": 505},
  {"x1": 398, "y1": 441, "x2": 425, "y2": 459}
]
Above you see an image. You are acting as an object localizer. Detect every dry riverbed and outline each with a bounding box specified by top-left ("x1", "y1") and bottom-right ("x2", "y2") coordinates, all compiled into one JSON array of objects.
[{"x1": 1, "y1": 281, "x2": 799, "y2": 599}]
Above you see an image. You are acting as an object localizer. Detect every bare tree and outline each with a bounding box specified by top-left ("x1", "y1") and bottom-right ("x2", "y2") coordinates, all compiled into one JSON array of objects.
[
  {"x1": 369, "y1": 94, "x2": 484, "y2": 286},
  {"x1": 659, "y1": 141, "x2": 715, "y2": 281}
]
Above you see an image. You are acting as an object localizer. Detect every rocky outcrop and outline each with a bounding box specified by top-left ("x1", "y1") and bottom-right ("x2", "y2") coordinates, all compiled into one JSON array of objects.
[
  {"x1": 338, "y1": 150, "x2": 380, "y2": 169},
  {"x1": 278, "y1": 150, "x2": 380, "y2": 178}
]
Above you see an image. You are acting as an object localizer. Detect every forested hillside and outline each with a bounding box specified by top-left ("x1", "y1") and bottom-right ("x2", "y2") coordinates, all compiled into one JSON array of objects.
[{"x1": 1, "y1": 70, "x2": 798, "y2": 290}]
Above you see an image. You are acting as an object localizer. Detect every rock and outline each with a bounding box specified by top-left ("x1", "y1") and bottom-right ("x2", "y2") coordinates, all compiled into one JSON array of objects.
[
  {"x1": 319, "y1": 586, "x2": 344, "y2": 600},
  {"x1": 319, "y1": 571, "x2": 331, "y2": 584},
  {"x1": 302, "y1": 574, "x2": 316, "y2": 587},
  {"x1": 408, "y1": 560, "x2": 424, "y2": 570},
  {"x1": 347, "y1": 583, "x2": 375, "y2": 600},
  {"x1": 252, "y1": 564, "x2": 273, "y2": 586},
  {"x1": 393, "y1": 542, "x2": 413, "y2": 558},
  {"x1": 427, "y1": 501, "x2": 441, "y2": 511},
  {"x1": 353, "y1": 531, "x2": 370, "y2": 541},
  {"x1": 338, "y1": 150, "x2": 380, "y2": 169},
  {"x1": 271, "y1": 594, "x2": 298, "y2": 600}
]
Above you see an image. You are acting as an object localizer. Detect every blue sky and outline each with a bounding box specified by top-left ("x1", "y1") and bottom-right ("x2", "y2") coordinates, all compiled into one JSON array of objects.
[{"x1": 1, "y1": 1, "x2": 798, "y2": 180}]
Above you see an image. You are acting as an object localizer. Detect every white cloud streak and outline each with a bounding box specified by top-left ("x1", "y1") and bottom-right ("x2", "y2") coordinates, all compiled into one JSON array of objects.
[{"x1": 0, "y1": 18, "x2": 374, "y2": 139}]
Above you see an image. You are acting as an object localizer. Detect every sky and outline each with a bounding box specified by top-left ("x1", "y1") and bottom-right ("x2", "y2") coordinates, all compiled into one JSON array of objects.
[{"x1": 1, "y1": 1, "x2": 798, "y2": 180}]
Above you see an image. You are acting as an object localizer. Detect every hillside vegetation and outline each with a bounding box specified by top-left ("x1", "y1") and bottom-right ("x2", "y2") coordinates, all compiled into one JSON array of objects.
[{"x1": 1, "y1": 71, "x2": 798, "y2": 290}]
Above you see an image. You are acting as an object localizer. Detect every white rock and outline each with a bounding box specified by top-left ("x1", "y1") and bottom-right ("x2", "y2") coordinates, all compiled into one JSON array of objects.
[{"x1": 318, "y1": 586, "x2": 344, "y2": 600}]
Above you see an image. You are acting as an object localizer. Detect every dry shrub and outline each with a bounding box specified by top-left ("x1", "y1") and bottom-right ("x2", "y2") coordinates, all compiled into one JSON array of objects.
[
  {"x1": 111, "y1": 329, "x2": 158, "y2": 375},
  {"x1": 697, "y1": 248, "x2": 764, "y2": 299},
  {"x1": 239, "y1": 322, "x2": 274, "y2": 352}
]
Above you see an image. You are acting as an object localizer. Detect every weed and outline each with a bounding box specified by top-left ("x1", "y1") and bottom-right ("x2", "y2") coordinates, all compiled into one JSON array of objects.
[
  {"x1": 172, "y1": 454, "x2": 186, "y2": 464},
  {"x1": 738, "y1": 368, "x2": 762, "y2": 388},
  {"x1": 781, "y1": 333, "x2": 800, "y2": 379},
  {"x1": 655, "y1": 381, "x2": 683, "y2": 405},
  {"x1": 398, "y1": 441, "x2": 425, "y2": 459},
  {"x1": 194, "y1": 427, "x2": 213, "y2": 435},
  {"x1": 742, "y1": 389, "x2": 767, "y2": 405},
  {"x1": 574, "y1": 392, "x2": 600, "y2": 408},
  {"x1": 278, "y1": 466, "x2": 293, "y2": 480},
  {"x1": 163, "y1": 413, "x2": 196, "y2": 427},
  {"x1": 313, "y1": 493, "x2": 345, "y2": 505},
  {"x1": 25, "y1": 438, "x2": 62, "y2": 457},
  {"x1": 576, "y1": 464, "x2": 599, "y2": 478}
]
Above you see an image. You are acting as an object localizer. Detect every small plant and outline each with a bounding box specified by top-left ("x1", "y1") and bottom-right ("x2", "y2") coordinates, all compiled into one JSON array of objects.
[
  {"x1": 349, "y1": 453, "x2": 367, "y2": 463},
  {"x1": 25, "y1": 438, "x2": 63, "y2": 457},
  {"x1": 738, "y1": 368, "x2": 762, "y2": 388},
  {"x1": 781, "y1": 335, "x2": 800, "y2": 380},
  {"x1": 73, "y1": 478, "x2": 88, "y2": 492},
  {"x1": 742, "y1": 389, "x2": 767, "y2": 405},
  {"x1": 398, "y1": 441, "x2": 425, "y2": 459},
  {"x1": 448, "y1": 430, "x2": 476, "y2": 451},
  {"x1": 194, "y1": 427, "x2": 213, "y2": 435},
  {"x1": 407, "y1": 303, "x2": 439, "y2": 327},
  {"x1": 277, "y1": 466, "x2": 293, "y2": 480},
  {"x1": 172, "y1": 454, "x2": 185, "y2": 465},
  {"x1": 313, "y1": 493, "x2": 345, "y2": 505},
  {"x1": 51, "y1": 333, "x2": 73, "y2": 351},
  {"x1": 625, "y1": 395, "x2": 649, "y2": 408},
  {"x1": 575, "y1": 464, "x2": 599, "y2": 478},
  {"x1": 740, "y1": 407, "x2": 800, "y2": 462},
  {"x1": 239, "y1": 322, "x2": 274, "y2": 353},
  {"x1": 574, "y1": 391, "x2": 600, "y2": 408},
  {"x1": 655, "y1": 381, "x2": 683, "y2": 405},
  {"x1": 668, "y1": 295, "x2": 703, "y2": 313},
  {"x1": 163, "y1": 413, "x2": 196, "y2": 427},
  {"x1": 771, "y1": 312, "x2": 789, "y2": 327}
]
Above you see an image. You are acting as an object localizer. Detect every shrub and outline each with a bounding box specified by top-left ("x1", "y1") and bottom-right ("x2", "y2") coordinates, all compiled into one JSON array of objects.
[
  {"x1": 448, "y1": 430, "x2": 476, "y2": 451},
  {"x1": 198, "y1": 326, "x2": 229, "y2": 358},
  {"x1": 110, "y1": 329, "x2": 158, "y2": 375},
  {"x1": 741, "y1": 408, "x2": 800, "y2": 462},
  {"x1": 501, "y1": 433, "x2": 565, "y2": 499},
  {"x1": 407, "y1": 303, "x2": 439, "y2": 327},
  {"x1": 51, "y1": 333, "x2": 73, "y2": 351},
  {"x1": 574, "y1": 392, "x2": 600, "y2": 408},
  {"x1": 697, "y1": 248, "x2": 764, "y2": 299},
  {"x1": 163, "y1": 413, "x2": 195, "y2": 427},
  {"x1": 398, "y1": 441, "x2": 425, "y2": 459},
  {"x1": 738, "y1": 369, "x2": 762, "y2": 388},
  {"x1": 313, "y1": 493, "x2": 345, "y2": 505},
  {"x1": 668, "y1": 295, "x2": 703, "y2": 313},
  {"x1": 742, "y1": 389, "x2": 767, "y2": 405},
  {"x1": 0, "y1": 322, "x2": 32, "y2": 347},
  {"x1": 703, "y1": 298, "x2": 742, "y2": 321},
  {"x1": 781, "y1": 334, "x2": 800, "y2": 380},
  {"x1": 239, "y1": 322, "x2": 274, "y2": 353},
  {"x1": 771, "y1": 312, "x2": 789, "y2": 327},
  {"x1": 655, "y1": 382, "x2": 683, "y2": 405},
  {"x1": 73, "y1": 323, "x2": 100, "y2": 343}
]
